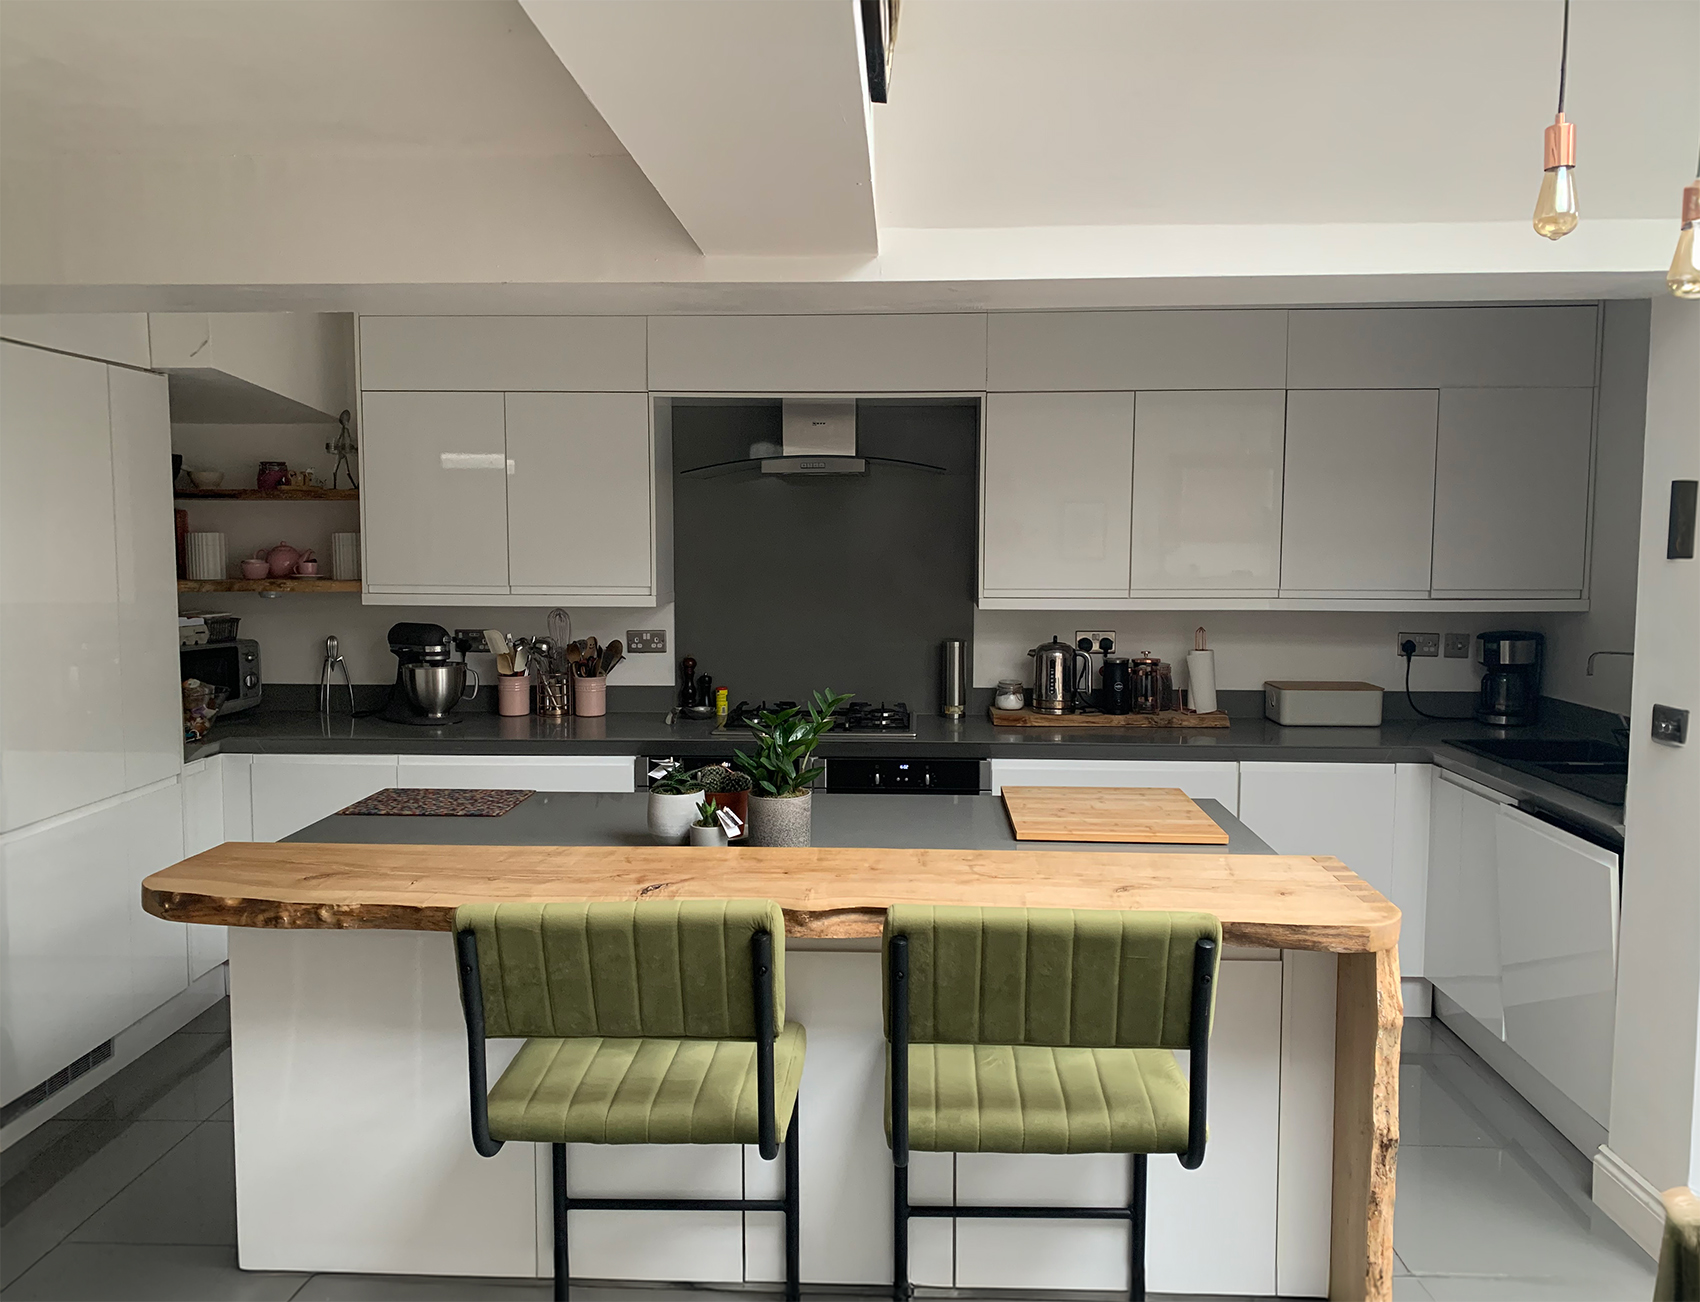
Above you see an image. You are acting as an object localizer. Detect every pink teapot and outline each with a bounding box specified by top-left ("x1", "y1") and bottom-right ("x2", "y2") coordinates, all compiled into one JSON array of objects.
[{"x1": 255, "y1": 542, "x2": 314, "y2": 578}]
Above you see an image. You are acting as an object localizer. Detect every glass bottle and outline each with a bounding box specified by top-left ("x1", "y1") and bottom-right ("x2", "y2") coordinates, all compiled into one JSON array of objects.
[{"x1": 1669, "y1": 180, "x2": 1700, "y2": 299}]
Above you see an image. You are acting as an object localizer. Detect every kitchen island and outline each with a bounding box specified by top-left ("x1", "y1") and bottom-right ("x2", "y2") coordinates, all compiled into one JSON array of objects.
[{"x1": 143, "y1": 793, "x2": 1400, "y2": 1300}]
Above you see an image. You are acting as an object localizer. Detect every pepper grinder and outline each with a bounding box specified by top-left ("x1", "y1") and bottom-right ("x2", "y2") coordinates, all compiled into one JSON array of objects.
[{"x1": 680, "y1": 656, "x2": 698, "y2": 708}]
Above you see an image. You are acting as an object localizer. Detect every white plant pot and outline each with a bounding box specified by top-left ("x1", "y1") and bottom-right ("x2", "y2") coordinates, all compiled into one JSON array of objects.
[
  {"x1": 688, "y1": 823, "x2": 729, "y2": 848},
  {"x1": 648, "y1": 790, "x2": 703, "y2": 845}
]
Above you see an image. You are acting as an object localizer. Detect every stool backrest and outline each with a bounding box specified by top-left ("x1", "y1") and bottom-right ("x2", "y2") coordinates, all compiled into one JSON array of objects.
[
  {"x1": 883, "y1": 904, "x2": 1220, "y2": 1049},
  {"x1": 455, "y1": 899, "x2": 785, "y2": 1039}
]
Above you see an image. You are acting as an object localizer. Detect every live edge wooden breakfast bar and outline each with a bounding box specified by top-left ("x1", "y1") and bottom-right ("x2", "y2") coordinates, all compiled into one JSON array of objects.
[{"x1": 141, "y1": 792, "x2": 1401, "y2": 1301}]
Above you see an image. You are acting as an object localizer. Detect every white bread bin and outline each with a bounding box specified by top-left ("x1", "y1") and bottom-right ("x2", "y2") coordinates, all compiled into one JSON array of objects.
[{"x1": 1264, "y1": 681, "x2": 1384, "y2": 727}]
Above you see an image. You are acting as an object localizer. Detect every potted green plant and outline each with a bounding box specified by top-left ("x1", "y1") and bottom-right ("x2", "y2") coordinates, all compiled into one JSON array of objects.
[
  {"x1": 647, "y1": 767, "x2": 705, "y2": 845},
  {"x1": 733, "y1": 690, "x2": 851, "y2": 847},
  {"x1": 688, "y1": 798, "x2": 729, "y2": 848}
]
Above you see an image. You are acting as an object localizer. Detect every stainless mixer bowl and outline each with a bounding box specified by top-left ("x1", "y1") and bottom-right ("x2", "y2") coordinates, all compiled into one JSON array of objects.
[{"x1": 399, "y1": 662, "x2": 478, "y2": 718}]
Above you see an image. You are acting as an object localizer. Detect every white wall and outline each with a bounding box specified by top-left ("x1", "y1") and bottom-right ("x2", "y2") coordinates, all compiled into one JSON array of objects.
[
  {"x1": 1604, "y1": 296, "x2": 1700, "y2": 1209},
  {"x1": 974, "y1": 608, "x2": 1533, "y2": 697},
  {"x1": 1537, "y1": 300, "x2": 1650, "y2": 715}
]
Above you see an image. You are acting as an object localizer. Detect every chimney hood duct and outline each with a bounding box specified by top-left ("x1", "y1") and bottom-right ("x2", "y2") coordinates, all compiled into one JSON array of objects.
[{"x1": 684, "y1": 399, "x2": 947, "y2": 479}]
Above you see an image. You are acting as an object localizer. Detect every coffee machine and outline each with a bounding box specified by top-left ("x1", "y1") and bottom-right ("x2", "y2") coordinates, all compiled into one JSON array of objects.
[
  {"x1": 386, "y1": 622, "x2": 479, "y2": 724},
  {"x1": 1476, "y1": 630, "x2": 1544, "y2": 727}
]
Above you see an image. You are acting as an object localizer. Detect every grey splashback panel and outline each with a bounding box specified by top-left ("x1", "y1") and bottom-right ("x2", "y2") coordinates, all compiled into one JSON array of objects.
[{"x1": 672, "y1": 401, "x2": 978, "y2": 714}]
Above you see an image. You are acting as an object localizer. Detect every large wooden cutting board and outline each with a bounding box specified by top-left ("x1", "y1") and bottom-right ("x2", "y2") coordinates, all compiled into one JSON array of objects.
[{"x1": 1001, "y1": 786, "x2": 1230, "y2": 844}]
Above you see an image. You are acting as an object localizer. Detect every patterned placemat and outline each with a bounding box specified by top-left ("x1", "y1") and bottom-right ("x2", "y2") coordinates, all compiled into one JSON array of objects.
[{"x1": 337, "y1": 788, "x2": 535, "y2": 817}]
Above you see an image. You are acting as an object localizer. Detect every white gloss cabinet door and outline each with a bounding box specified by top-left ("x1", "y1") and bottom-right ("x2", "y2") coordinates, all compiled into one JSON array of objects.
[
  {"x1": 1430, "y1": 388, "x2": 1593, "y2": 597},
  {"x1": 981, "y1": 392, "x2": 1134, "y2": 598},
  {"x1": 505, "y1": 393, "x2": 653, "y2": 596},
  {"x1": 108, "y1": 365, "x2": 184, "y2": 790},
  {"x1": 1237, "y1": 763, "x2": 1396, "y2": 891},
  {"x1": 1286, "y1": 306, "x2": 1598, "y2": 389},
  {"x1": 953, "y1": 960, "x2": 1282, "y2": 1297},
  {"x1": 395, "y1": 755, "x2": 635, "y2": 793},
  {"x1": 1129, "y1": 391, "x2": 1285, "y2": 594},
  {"x1": 1424, "y1": 774, "x2": 1507, "y2": 1037},
  {"x1": 181, "y1": 758, "x2": 229, "y2": 980},
  {"x1": 0, "y1": 341, "x2": 125, "y2": 832},
  {"x1": 249, "y1": 755, "x2": 399, "y2": 842},
  {"x1": 1493, "y1": 806, "x2": 1619, "y2": 1126},
  {"x1": 361, "y1": 391, "x2": 509, "y2": 593},
  {"x1": 987, "y1": 760, "x2": 1240, "y2": 816},
  {"x1": 1280, "y1": 390, "x2": 1439, "y2": 597}
]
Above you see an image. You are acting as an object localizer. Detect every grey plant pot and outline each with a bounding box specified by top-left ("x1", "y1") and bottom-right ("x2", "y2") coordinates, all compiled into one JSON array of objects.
[
  {"x1": 647, "y1": 790, "x2": 703, "y2": 845},
  {"x1": 747, "y1": 790, "x2": 812, "y2": 848},
  {"x1": 688, "y1": 823, "x2": 729, "y2": 848}
]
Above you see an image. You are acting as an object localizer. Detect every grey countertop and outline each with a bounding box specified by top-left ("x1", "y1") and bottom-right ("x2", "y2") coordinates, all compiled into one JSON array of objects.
[
  {"x1": 285, "y1": 793, "x2": 1275, "y2": 856},
  {"x1": 204, "y1": 705, "x2": 1626, "y2": 845}
]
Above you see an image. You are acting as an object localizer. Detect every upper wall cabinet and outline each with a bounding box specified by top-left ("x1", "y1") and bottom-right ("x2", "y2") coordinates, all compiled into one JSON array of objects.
[
  {"x1": 987, "y1": 311, "x2": 1288, "y2": 392},
  {"x1": 359, "y1": 317, "x2": 647, "y2": 393},
  {"x1": 1431, "y1": 388, "x2": 1593, "y2": 598},
  {"x1": 1286, "y1": 307, "x2": 1598, "y2": 389},
  {"x1": 646, "y1": 314, "x2": 987, "y2": 393},
  {"x1": 981, "y1": 392, "x2": 1134, "y2": 599},
  {"x1": 1280, "y1": 390, "x2": 1439, "y2": 598},
  {"x1": 151, "y1": 313, "x2": 354, "y2": 423},
  {"x1": 1129, "y1": 391, "x2": 1286, "y2": 594}
]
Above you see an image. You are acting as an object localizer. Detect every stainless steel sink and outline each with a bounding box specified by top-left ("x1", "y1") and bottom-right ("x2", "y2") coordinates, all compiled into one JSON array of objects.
[{"x1": 1447, "y1": 738, "x2": 1628, "y2": 805}]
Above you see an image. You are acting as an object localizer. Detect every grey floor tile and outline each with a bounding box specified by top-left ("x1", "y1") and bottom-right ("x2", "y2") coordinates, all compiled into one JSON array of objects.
[
  {"x1": 1395, "y1": 1247, "x2": 1411, "y2": 1275},
  {"x1": 0, "y1": 1124, "x2": 78, "y2": 1181},
  {"x1": 289, "y1": 1275, "x2": 549, "y2": 1301},
  {"x1": 1399, "y1": 1063, "x2": 1501, "y2": 1149},
  {"x1": 1392, "y1": 1278, "x2": 1434, "y2": 1301},
  {"x1": 55, "y1": 1034, "x2": 230, "y2": 1125},
  {"x1": 0, "y1": 1242, "x2": 304, "y2": 1301},
  {"x1": 212, "y1": 1099, "x2": 234, "y2": 1122},
  {"x1": 1394, "y1": 1146, "x2": 1654, "y2": 1294},
  {"x1": 1401, "y1": 1017, "x2": 1465, "y2": 1059},
  {"x1": 70, "y1": 1123, "x2": 234, "y2": 1247},
  {"x1": 1419, "y1": 1273, "x2": 1653, "y2": 1301},
  {"x1": 0, "y1": 1120, "x2": 196, "y2": 1288},
  {"x1": 182, "y1": 1001, "x2": 231, "y2": 1036}
]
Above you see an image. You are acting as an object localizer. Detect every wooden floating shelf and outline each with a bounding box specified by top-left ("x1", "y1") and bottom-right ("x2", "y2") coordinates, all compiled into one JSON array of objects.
[
  {"x1": 174, "y1": 488, "x2": 359, "y2": 501},
  {"x1": 178, "y1": 579, "x2": 361, "y2": 594}
]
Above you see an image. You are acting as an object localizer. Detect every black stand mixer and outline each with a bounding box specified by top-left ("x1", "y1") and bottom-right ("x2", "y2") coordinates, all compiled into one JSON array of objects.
[{"x1": 382, "y1": 622, "x2": 480, "y2": 725}]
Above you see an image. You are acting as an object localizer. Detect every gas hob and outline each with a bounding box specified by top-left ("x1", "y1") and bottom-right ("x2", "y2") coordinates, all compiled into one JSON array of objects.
[{"x1": 713, "y1": 699, "x2": 916, "y2": 739}]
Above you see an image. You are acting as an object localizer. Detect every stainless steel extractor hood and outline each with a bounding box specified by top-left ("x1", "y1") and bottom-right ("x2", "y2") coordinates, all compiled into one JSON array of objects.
[{"x1": 683, "y1": 398, "x2": 946, "y2": 479}]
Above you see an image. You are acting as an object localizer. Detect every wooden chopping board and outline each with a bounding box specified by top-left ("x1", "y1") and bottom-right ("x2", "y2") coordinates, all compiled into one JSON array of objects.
[
  {"x1": 1002, "y1": 786, "x2": 1230, "y2": 845},
  {"x1": 989, "y1": 707, "x2": 1229, "y2": 729}
]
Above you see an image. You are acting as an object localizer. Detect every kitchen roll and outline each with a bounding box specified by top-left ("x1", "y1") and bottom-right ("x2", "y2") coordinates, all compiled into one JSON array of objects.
[
  {"x1": 185, "y1": 532, "x2": 226, "y2": 581},
  {"x1": 1187, "y1": 649, "x2": 1217, "y2": 714}
]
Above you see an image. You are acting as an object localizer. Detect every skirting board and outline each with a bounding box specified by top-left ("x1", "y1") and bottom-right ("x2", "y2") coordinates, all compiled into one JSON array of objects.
[
  {"x1": 1401, "y1": 978, "x2": 1432, "y2": 1019},
  {"x1": 1593, "y1": 1145, "x2": 1665, "y2": 1259}
]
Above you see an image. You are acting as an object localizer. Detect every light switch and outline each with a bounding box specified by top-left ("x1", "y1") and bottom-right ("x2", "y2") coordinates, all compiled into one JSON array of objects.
[{"x1": 1652, "y1": 705, "x2": 1689, "y2": 745}]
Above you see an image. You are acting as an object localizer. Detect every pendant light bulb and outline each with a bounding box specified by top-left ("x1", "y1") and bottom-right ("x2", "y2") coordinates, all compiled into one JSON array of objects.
[
  {"x1": 1533, "y1": 113, "x2": 1579, "y2": 240},
  {"x1": 1669, "y1": 178, "x2": 1700, "y2": 299}
]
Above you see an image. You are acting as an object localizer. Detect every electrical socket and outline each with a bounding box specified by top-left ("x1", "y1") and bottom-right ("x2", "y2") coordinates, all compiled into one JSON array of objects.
[
  {"x1": 1074, "y1": 630, "x2": 1116, "y2": 655},
  {"x1": 626, "y1": 630, "x2": 667, "y2": 654},
  {"x1": 1444, "y1": 632, "x2": 1471, "y2": 659},
  {"x1": 1398, "y1": 632, "x2": 1440, "y2": 658}
]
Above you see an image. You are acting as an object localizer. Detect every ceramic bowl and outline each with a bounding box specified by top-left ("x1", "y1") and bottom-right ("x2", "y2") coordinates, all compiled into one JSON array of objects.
[
  {"x1": 190, "y1": 470, "x2": 225, "y2": 489},
  {"x1": 240, "y1": 558, "x2": 270, "y2": 579}
]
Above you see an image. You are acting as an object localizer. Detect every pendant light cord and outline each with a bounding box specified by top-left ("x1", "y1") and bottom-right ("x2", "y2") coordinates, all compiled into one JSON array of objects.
[{"x1": 1556, "y1": 0, "x2": 1570, "y2": 114}]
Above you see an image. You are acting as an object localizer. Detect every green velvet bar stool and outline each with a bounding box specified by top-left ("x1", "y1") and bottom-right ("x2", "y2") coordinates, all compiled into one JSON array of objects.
[
  {"x1": 884, "y1": 904, "x2": 1220, "y2": 1302},
  {"x1": 454, "y1": 899, "x2": 805, "y2": 1302}
]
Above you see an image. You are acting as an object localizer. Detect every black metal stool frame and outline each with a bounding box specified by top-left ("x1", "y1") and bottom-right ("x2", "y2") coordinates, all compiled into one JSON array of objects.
[
  {"x1": 887, "y1": 932, "x2": 1216, "y2": 1302},
  {"x1": 457, "y1": 927, "x2": 801, "y2": 1302}
]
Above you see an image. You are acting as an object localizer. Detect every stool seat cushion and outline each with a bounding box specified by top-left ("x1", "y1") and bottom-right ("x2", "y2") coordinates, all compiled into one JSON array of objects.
[
  {"x1": 889, "y1": 1041, "x2": 1190, "y2": 1155},
  {"x1": 488, "y1": 1022, "x2": 805, "y2": 1146}
]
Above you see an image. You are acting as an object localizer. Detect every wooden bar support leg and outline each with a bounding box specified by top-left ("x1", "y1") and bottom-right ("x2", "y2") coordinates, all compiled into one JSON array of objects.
[{"x1": 1329, "y1": 947, "x2": 1402, "y2": 1301}]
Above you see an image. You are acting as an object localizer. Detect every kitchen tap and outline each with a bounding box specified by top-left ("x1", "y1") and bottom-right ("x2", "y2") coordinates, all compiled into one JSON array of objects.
[{"x1": 1586, "y1": 650, "x2": 1634, "y2": 676}]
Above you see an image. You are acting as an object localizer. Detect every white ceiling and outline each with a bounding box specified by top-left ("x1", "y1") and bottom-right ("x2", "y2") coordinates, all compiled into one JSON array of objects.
[{"x1": 873, "y1": 0, "x2": 1700, "y2": 228}]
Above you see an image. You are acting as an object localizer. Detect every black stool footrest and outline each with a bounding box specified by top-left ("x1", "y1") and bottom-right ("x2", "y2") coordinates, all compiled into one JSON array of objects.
[
  {"x1": 910, "y1": 1203, "x2": 1134, "y2": 1221},
  {"x1": 566, "y1": 1196, "x2": 786, "y2": 1213}
]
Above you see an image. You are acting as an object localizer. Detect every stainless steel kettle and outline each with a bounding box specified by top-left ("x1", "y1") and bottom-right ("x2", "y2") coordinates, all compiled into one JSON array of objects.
[{"x1": 1028, "y1": 636, "x2": 1089, "y2": 715}]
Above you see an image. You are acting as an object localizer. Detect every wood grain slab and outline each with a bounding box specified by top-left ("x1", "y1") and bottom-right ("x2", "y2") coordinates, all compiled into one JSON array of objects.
[
  {"x1": 140, "y1": 842, "x2": 1399, "y2": 951},
  {"x1": 989, "y1": 707, "x2": 1229, "y2": 728},
  {"x1": 1002, "y1": 786, "x2": 1229, "y2": 845}
]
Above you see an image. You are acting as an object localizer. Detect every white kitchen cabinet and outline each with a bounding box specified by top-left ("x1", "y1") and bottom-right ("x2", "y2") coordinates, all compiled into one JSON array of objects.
[
  {"x1": 1128, "y1": 391, "x2": 1285, "y2": 594},
  {"x1": 395, "y1": 755, "x2": 635, "y2": 793},
  {"x1": 359, "y1": 316, "x2": 647, "y2": 393},
  {"x1": 1430, "y1": 388, "x2": 1594, "y2": 598},
  {"x1": 986, "y1": 310, "x2": 1288, "y2": 392},
  {"x1": 646, "y1": 314, "x2": 987, "y2": 393},
  {"x1": 1286, "y1": 306, "x2": 1599, "y2": 389},
  {"x1": 0, "y1": 781, "x2": 188, "y2": 1100},
  {"x1": 987, "y1": 760, "x2": 1239, "y2": 816},
  {"x1": 980, "y1": 392, "x2": 1134, "y2": 598},
  {"x1": 1425, "y1": 771, "x2": 1510, "y2": 1037},
  {"x1": 221, "y1": 753, "x2": 254, "y2": 840},
  {"x1": 560, "y1": 1144, "x2": 743, "y2": 1284},
  {"x1": 151, "y1": 313, "x2": 353, "y2": 422},
  {"x1": 249, "y1": 755, "x2": 399, "y2": 842},
  {"x1": 1494, "y1": 806, "x2": 1619, "y2": 1127},
  {"x1": 361, "y1": 391, "x2": 510, "y2": 594},
  {"x1": 109, "y1": 365, "x2": 183, "y2": 791},
  {"x1": 1279, "y1": 390, "x2": 1439, "y2": 598},
  {"x1": 181, "y1": 758, "x2": 230, "y2": 980},
  {"x1": 0, "y1": 313, "x2": 152, "y2": 368},
  {"x1": 505, "y1": 393, "x2": 654, "y2": 596},
  {"x1": 953, "y1": 959, "x2": 1282, "y2": 1297},
  {"x1": 0, "y1": 342, "x2": 125, "y2": 832}
]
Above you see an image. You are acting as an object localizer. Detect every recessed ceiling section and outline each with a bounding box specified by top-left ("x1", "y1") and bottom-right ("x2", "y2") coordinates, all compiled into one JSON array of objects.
[{"x1": 519, "y1": 0, "x2": 878, "y2": 257}]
